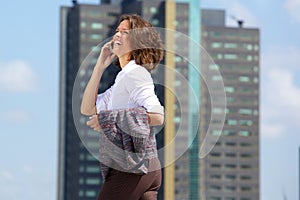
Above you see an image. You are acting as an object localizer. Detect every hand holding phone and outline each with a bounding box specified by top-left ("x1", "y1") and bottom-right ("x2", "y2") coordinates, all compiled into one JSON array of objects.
[{"x1": 109, "y1": 41, "x2": 114, "y2": 53}]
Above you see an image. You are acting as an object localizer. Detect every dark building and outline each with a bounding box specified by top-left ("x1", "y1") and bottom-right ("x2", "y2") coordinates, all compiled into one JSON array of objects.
[{"x1": 58, "y1": 3, "x2": 121, "y2": 200}]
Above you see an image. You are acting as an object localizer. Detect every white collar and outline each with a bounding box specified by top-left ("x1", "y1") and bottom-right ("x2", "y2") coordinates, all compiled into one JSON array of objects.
[
  {"x1": 115, "y1": 60, "x2": 139, "y2": 84},
  {"x1": 121, "y1": 60, "x2": 138, "y2": 73}
]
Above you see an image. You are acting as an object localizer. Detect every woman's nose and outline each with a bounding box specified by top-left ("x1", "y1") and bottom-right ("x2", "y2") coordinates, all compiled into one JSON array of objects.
[{"x1": 114, "y1": 31, "x2": 121, "y2": 38}]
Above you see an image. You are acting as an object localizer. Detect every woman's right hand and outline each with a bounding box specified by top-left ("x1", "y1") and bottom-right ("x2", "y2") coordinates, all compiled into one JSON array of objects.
[{"x1": 96, "y1": 41, "x2": 116, "y2": 70}]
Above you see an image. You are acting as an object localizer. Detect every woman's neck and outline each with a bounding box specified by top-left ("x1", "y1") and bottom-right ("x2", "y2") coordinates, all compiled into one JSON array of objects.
[{"x1": 119, "y1": 54, "x2": 131, "y2": 69}]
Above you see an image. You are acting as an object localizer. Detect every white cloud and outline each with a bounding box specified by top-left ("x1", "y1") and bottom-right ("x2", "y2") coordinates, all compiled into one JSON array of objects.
[
  {"x1": 284, "y1": 0, "x2": 300, "y2": 24},
  {"x1": 203, "y1": 0, "x2": 260, "y2": 27},
  {"x1": 226, "y1": 0, "x2": 260, "y2": 27},
  {"x1": 261, "y1": 47, "x2": 300, "y2": 138},
  {"x1": 0, "y1": 170, "x2": 14, "y2": 182},
  {"x1": 0, "y1": 61, "x2": 38, "y2": 92}
]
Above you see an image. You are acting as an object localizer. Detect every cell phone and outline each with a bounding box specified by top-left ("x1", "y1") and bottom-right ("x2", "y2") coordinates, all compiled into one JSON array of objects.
[{"x1": 109, "y1": 41, "x2": 114, "y2": 52}]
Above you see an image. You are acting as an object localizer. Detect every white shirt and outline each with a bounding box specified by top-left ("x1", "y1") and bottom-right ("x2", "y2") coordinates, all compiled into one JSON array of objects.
[{"x1": 96, "y1": 60, "x2": 164, "y2": 115}]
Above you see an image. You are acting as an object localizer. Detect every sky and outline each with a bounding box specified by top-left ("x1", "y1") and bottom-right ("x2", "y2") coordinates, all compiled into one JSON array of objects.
[{"x1": 0, "y1": 0, "x2": 299, "y2": 200}]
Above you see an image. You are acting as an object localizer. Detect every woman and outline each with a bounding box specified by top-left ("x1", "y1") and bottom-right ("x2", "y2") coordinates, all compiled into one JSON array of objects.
[{"x1": 81, "y1": 14, "x2": 164, "y2": 200}]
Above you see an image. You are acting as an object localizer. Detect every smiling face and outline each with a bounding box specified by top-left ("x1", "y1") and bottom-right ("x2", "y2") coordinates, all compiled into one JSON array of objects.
[{"x1": 112, "y1": 20, "x2": 131, "y2": 59}]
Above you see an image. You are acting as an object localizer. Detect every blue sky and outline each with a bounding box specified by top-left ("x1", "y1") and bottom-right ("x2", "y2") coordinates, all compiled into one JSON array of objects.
[{"x1": 0, "y1": 0, "x2": 299, "y2": 199}]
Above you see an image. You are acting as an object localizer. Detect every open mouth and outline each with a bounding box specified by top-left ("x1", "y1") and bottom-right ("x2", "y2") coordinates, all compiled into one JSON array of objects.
[{"x1": 114, "y1": 41, "x2": 122, "y2": 46}]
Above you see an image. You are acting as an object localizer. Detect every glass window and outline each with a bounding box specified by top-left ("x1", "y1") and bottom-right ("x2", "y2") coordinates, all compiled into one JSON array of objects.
[
  {"x1": 225, "y1": 175, "x2": 236, "y2": 180},
  {"x1": 239, "y1": 109, "x2": 252, "y2": 115},
  {"x1": 151, "y1": 19, "x2": 159, "y2": 26},
  {"x1": 209, "y1": 64, "x2": 220, "y2": 70},
  {"x1": 223, "y1": 130, "x2": 237, "y2": 136},
  {"x1": 227, "y1": 119, "x2": 237, "y2": 125},
  {"x1": 211, "y1": 42, "x2": 222, "y2": 48},
  {"x1": 81, "y1": 22, "x2": 87, "y2": 28},
  {"x1": 239, "y1": 131, "x2": 252, "y2": 137},
  {"x1": 86, "y1": 154, "x2": 96, "y2": 161},
  {"x1": 239, "y1": 120, "x2": 253, "y2": 126},
  {"x1": 224, "y1": 43, "x2": 237, "y2": 48},
  {"x1": 90, "y1": 34, "x2": 102, "y2": 40},
  {"x1": 212, "y1": 108, "x2": 224, "y2": 114},
  {"x1": 247, "y1": 55, "x2": 253, "y2": 61},
  {"x1": 86, "y1": 178, "x2": 100, "y2": 185},
  {"x1": 211, "y1": 152, "x2": 221, "y2": 157},
  {"x1": 241, "y1": 33, "x2": 252, "y2": 40},
  {"x1": 241, "y1": 186, "x2": 251, "y2": 191},
  {"x1": 210, "y1": 185, "x2": 221, "y2": 191},
  {"x1": 87, "y1": 11, "x2": 102, "y2": 18},
  {"x1": 91, "y1": 22, "x2": 103, "y2": 29},
  {"x1": 225, "y1": 164, "x2": 236, "y2": 169},
  {"x1": 212, "y1": 75, "x2": 222, "y2": 81},
  {"x1": 210, "y1": 31, "x2": 222, "y2": 37},
  {"x1": 79, "y1": 190, "x2": 84, "y2": 197},
  {"x1": 226, "y1": 153, "x2": 236, "y2": 157},
  {"x1": 80, "y1": 33, "x2": 86, "y2": 40},
  {"x1": 225, "y1": 87, "x2": 235, "y2": 93},
  {"x1": 79, "y1": 153, "x2": 85, "y2": 161},
  {"x1": 210, "y1": 174, "x2": 221, "y2": 179},
  {"x1": 211, "y1": 130, "x2": 222, "y2": 136},
  {"x1": 174, "y1": 116, "x2": 181, "y2": 123},
  {"x1": 227, "y1": 97, "x2": 235, "y2": 103},
  {"x1": 240, "y1": 142, "x2": 251, "y2": 147},
  {"x1": 253, "y1": 66, "x2": 259, "y2": 72},
  {"x1": 150, "y1": 7, "x2": 157, "y2": 14},
  {"x1": 216, "y1": 54, "x2": 223, "y2": 59},
  {"x1": 226, "y1": 142, "x2": 236, "y2": 146},
  {"x1": 226, "y1": 32, "x2": 237, "y2": 38},
  {"x1": 86, "y1": 166, "x2": 100, "y2": 173},
  {"x1": 243, "y1": 44, "x2": 253, "y2": 50},
  {"x1": 85, "y1": 190, "x2": 97, "y2": 197},
  {"x1": 211, "y1": 164, "x2": 221, "y2": 168},
  {"x1": 225, "y1": 186, "x2": 236, "y2": 191},
  {"x1": 240, "y1": 153, "x2": 252, "y2": 158},
  {"x1": 175, "y1": 56, "x2": 182, "y2": 62},
  {"x1": 224, "y1": 54, "x2": 237, "y2": 60},
  {"x1": 241, "y1": 175, "x2": 252, "y2": 180},
  {"x1": 253, "y1": 77, "x2": 259, "y2": 83},
  {"x1": 239, "y1": 76, "x2": 250, "y2": 82},
  {"x1": 79, "y1": 166, "x2": 84, "y2": 172}
]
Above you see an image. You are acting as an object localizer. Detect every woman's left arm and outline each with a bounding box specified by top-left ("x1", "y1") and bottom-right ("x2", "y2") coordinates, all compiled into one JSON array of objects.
[
  {"x1": 125, "y1": 67, "x2": 165, "y2": 127},
  {"x1": 147, "y1": 112, "x2": 164, "y2": 126}
]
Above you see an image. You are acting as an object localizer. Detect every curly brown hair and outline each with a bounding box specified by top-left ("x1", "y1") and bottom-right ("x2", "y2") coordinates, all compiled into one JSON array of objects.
[{"x1": 114, "y1": 14, "x2": 164, "y2": 72}]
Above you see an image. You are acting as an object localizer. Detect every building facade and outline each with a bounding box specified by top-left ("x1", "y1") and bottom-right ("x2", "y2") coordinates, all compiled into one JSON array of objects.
[
  {"x1": 200, "y1": 9, "x2": 260, "y2": 200},
  {"x1": 58, "y1": 2, "x2": 121, "y2": 200}
]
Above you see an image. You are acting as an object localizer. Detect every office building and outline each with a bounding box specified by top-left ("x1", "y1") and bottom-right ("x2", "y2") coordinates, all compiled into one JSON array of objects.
[
  {"x1": 58, "y1": 2, "x2": 121, "y2": 200},
  {"x1": 200, "y1": 9, "x2": 260, "y2": 200}
]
